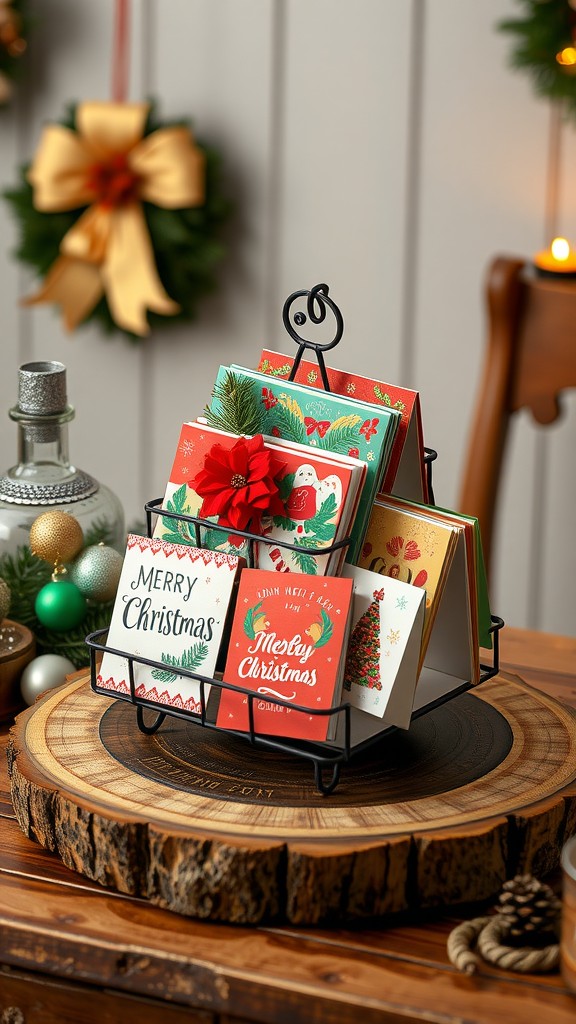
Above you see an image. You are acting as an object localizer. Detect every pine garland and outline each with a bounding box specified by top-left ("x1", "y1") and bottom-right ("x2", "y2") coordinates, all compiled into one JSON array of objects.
[
  {"x1": 499, "y1": 1, "x2": 576, "y2": 118},
  {"x1": 205, "y1": 371, "x2": 265, "y2": 435},
  {"x1": 3, "y1": 103, "x2": 231, "y2": 341}
]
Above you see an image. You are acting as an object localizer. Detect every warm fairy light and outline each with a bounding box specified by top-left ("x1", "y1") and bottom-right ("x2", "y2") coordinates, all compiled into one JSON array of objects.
[
  {"x1": 551, "y1": 237, "x2": 571, "y2": 261},
  {"x1": 556, "y1": 46, "x2": 576, "y2": 66}
]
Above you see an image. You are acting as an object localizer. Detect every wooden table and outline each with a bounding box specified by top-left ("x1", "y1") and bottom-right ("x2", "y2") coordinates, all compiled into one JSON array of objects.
[{"x1": 1, "y1": 626, "x2": 576, "y2": 1024}]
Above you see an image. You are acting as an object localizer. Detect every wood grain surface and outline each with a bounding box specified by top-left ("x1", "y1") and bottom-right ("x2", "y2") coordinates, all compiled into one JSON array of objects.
[
  {"x1": 2, "y1": 628, "x2": 576, "y2": 1024},
  {"x1": 7, "y1": 660, "x2": 576, "y2": 925}
]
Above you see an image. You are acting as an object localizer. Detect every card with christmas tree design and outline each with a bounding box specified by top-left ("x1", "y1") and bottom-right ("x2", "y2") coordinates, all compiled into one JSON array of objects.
[
  {"x1": 359, "y1": 497, "x2": 479, "y2": 709},
  {"x1": 153, "y1": 421, "x2": 366, "y2": 576},
  {"x1": 96, "y1": 535, "x2": 244, "y2": 714},
  {"x1": 205, "y1": 364, "x2": 401, "y2": 562},
  {"x1": 341, "y1": 565, "x2": 425, "y2": 728},
  {"x1": 258, "y1": 348, "x2": 428, "y2": 501},
  {"x1": 216, "y1": 569, "x2": 354, "y2": 742}
]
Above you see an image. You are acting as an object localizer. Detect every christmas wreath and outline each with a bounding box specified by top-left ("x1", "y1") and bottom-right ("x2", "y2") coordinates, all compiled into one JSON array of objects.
[
  {"x1": 499, "y1": 0, "x2": 576, "y2": 118},
  {"x1": 4, "y1": 100, "x2": 230, "y2": 339},
  {"x1": 0, "y1": 0, "x2": 29, "y2": 104}
]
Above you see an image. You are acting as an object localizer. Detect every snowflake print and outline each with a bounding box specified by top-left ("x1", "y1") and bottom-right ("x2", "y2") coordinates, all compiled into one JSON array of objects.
[
  {"x1": 346, "y1": 382, "x2": 356, "y2": 394},
  {"x1": 181, "y1": 466, "x2": 190, "y2": 476},
  {"x1": 396, "y1": 596, "x2": 409, "y2": 610},
  {"x1": 366, "y1": 451, "x2": 375, "y2": 461},
  {"x1": 387, "y1": 629, "x2": 400, "y2": 645},
  {"x1": 179, "y1": 439, "x2": 196, "y2": 457},
  {"x1": 307, "y1": 370, "x2": 318, "y2": 383}
]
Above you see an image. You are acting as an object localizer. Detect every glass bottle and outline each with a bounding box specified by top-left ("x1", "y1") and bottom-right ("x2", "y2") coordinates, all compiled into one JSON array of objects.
[{"x1": 0, "y1": 360, "x2": 125, "y2": 555}]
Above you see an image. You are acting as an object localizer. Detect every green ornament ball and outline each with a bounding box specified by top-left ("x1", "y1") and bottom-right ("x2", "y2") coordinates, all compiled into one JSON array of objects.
[
  {"x1": 70, "y1": 544, "x2": 123, "y2": 602},
  {"x1": 34, "y1": 578, "x2": 87, "y2": 631}
]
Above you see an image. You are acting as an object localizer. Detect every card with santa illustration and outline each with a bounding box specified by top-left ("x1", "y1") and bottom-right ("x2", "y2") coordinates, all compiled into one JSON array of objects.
[
  {"x1": 96, "y1": 534, "x2": 243, "y2": 714},
  {"x1": 216, "y1": 569, "x2": 354, "y2": 742},
  {"x1": 205, "y1": 364, "x2": 400, "y2": 562},
  {"x1": 341, "y1": 564, "x2": 425, "y2": 728},
  {"x1": 153, "y1": 422, "x2": 366, "y2": 575},
  {"x1": 257, "y1": 348, "x2": 428, "y2": 502}
]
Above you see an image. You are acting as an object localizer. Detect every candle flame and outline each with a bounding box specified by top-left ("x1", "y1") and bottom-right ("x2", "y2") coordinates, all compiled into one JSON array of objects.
[
  {"x1": 551, "y1": 237, "x2": 571, "y2": 262},
  {"x1": 556, "y1": 47, "x2": 576, "y2": 66}
]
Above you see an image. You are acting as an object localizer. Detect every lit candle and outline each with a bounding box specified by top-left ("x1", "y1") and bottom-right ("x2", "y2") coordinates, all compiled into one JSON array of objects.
[{"x1": 534, "y1": 237, "x2": 576, "y2": 278}]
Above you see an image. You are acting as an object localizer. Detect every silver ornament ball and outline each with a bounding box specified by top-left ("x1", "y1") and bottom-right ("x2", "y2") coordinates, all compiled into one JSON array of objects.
[
  {"x1": 70, "y1": 544, "x2": 124, "y2": 601},
  {"x1": 20, "y1": 654, "x2": 76, "y2": 706}
]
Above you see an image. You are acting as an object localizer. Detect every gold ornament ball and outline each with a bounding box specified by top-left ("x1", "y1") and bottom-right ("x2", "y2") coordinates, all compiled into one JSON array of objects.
[
  {"x1": 0, "y1": 577, "x2": 10, "y2": 623},
  {"x1": 70, "y1": 544, "x2": 124, "y2": 602},
  {"x1": 29, "y1": 510, "x2": 84, "y2": 565}
]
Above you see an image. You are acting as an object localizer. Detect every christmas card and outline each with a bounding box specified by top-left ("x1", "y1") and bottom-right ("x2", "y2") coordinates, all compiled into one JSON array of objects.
[
  {"x1": 153, "y1": 422, "x2": 366, "y2": 575},
  {"x1": 205, "y1": 364, "x2": 401, "y2": 562},
  {"x1": 341, "y1": 564, "x2": 425, "y2": 728},
  {"x1": 96, "y1": 534, "x2": 243, "y2": 714},
  {"x1": 377, "y1": 495, "x2": 491, "y2": 651},
  {"x1": 258, "y1": 349, "x2": 428, "y2": 501},
  {"x1": 216, "y1": 569, "x2": 354, "y2": 742},
  {"x1": 359, "y1": 497, "x2": 478, "y2": 710}
]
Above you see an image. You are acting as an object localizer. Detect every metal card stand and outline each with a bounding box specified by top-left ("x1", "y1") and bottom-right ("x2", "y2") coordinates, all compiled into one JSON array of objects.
[{"x1": 87, "y1": 283, "x2": 503, "y2": 795}]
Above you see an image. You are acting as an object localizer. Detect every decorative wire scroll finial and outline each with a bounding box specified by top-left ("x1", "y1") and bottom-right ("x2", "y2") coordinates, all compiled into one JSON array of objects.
[{"x1": 282, "y1": 283, "x2": 344, "y2": 392}]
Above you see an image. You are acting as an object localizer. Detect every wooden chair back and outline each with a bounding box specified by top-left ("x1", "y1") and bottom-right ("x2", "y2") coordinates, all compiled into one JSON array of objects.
[{"x1": 458, "y1": 254, "x2": 576, "y2": 578}]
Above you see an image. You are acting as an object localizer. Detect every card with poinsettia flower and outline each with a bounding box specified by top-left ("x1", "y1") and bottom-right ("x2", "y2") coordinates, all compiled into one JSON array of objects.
[
  {"x1": 153, "y1": 421, "x2": 365, "y2": 575},
  {"x1": 216, "y1": 569, "x2": 354, "y2": 742},
  {"x1": 205, "y1": 364, "x2": 401, "y2": 563},
  {"x1": 95, "y1": 534, "x2": 243, "y2": 714},
  {"x1": 341, "y1": 565, "x2": 425, "y2": 727},
  {"x1": 257, "y1": 348, "x2": 428, "y2": 501}
]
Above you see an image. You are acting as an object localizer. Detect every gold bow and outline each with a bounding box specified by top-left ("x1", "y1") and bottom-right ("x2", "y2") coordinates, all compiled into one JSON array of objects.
[{"x1": 26, "y1": 101, "x2": 205, "y2": 336}]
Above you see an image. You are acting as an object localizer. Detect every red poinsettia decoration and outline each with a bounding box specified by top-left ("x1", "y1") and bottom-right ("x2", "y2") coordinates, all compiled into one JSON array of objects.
[{"x1": 192, "y1": 434, "x2": 285, "y2": 533}]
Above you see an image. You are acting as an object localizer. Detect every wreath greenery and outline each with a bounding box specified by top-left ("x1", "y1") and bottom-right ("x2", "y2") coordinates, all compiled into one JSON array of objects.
[
  {"x1": 499, "y1": 1, "x2": 576, "y2": 118},
  {"x1": 3, "y1": 103, "x2": 231, "y2": 341}
]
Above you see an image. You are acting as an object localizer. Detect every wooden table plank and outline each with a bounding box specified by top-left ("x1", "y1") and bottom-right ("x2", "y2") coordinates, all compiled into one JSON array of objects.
[
  {"x1": 1, "y1": 870, "x2": 575, "y2": 1024},
  {"x1": 1, "y1": 625, "x2": 575, "y2": 1023}
]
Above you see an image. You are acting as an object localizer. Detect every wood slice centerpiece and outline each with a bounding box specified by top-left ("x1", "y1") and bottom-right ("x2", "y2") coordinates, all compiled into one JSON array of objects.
[{"x1": 7, "y1": 670, "x2": 576, "y2": 925}]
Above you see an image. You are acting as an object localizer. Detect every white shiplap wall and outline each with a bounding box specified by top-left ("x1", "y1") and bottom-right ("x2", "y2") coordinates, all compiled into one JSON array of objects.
[{"x1": 0, "y1": 0, "x2": 574, "y2": 636}]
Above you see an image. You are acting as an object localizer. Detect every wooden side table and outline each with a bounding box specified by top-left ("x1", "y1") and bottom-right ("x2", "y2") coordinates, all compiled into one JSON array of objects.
[{"x1": 1, "y1": 627, "x2": 576, "y2": 1024}]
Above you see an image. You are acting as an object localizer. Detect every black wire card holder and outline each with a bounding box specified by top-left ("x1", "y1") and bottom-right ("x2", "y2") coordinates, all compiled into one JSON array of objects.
[{"x1": 87, "y1": 283, "x2": 503, "y2": 795}]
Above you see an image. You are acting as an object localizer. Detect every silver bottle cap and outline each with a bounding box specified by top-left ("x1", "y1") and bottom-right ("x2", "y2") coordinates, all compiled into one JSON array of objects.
[{"x1": 17, "y1": 360, "x2": 68, "y2": 416}]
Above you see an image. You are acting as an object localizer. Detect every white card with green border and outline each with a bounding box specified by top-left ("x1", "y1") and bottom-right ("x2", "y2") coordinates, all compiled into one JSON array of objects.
[
  {"x1": 341, "y1": 564, "x2": 425, "y2": 728},
  {"x1": 97, "y1": 534, "x2": 243, "y2": 714}
]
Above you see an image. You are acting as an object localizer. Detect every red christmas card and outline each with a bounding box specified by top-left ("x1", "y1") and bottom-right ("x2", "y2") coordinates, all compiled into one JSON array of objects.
[
  {"x1": 257, "y1": 349, "x2": 428, "y2": 501},
  {"x1": 154, "y1": 422, "x2": 365, "y2": 576},
  {"x1": 216, "y1": 569, "x2": 354, "y2": 742}
]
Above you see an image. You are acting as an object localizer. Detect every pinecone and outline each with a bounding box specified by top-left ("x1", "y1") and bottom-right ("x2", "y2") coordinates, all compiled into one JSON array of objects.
[{"x1": 495, "y1": 874, "x2": 561, "y2": 939}]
